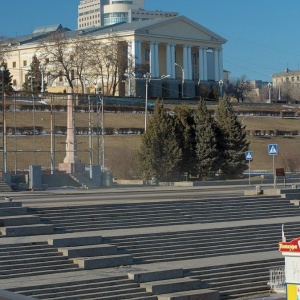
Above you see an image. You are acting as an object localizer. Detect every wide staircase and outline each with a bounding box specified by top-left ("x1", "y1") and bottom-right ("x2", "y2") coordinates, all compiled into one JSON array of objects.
[
  {"x1": 1, "y1": 193, "x2": 299, "y2": 299},
  {"x1": 29, "y1": 195, "x2": 300, "y2": 233}
]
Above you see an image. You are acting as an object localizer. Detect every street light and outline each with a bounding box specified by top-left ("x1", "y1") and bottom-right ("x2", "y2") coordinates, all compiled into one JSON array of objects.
[
  {"x1": 268, "y1": 82, "x2": 272, "y2": 103},
  {"x1": 0, "y1": 66, "x2": 6, "y2": 175},
  {"x1": 219, "y1": 80, "x2": 224, "y2": 98},
  {"x1": 39, "y1": 64, "x2": 45, "y2": 93},
  {"x1": 175, "y1": 63, "x2": 184, "y2": 98}
]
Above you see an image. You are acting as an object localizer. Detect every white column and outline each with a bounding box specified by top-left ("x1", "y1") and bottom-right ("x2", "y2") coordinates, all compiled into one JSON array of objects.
[
  {"x1": 154, "y1": 42, "x2": 159, "y2": 78},
  {"x1": 171, "y1": 44, "x2": 176, "y2": 79},
  {"x1": 203, "y1": 47, "x2": 208, "y2": 81},
  {"x1": 150, "y1": 42, "x2": 155, "y2": 76},
  {"x1": 183, "y1": 45, "x2": 188, "y2": 81},
  {"x1": 214, "y1": 48, "x2": 219, "y2": 81},
  {"x1": 218, "y1": 47, "x2": 224, "y2": 81},
  {"x1": 187, "y1": 45, "x2": 192, "y2": 80},
  {"x1": 198, "y1": 47, "x2": 204, "y2": 81},
  {"x1": 166, "y1": 44, "x2": 176, "y2": 79}
]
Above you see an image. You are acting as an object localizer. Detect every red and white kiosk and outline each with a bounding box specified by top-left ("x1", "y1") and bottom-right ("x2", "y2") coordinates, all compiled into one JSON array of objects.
[{"x1": 279, "y1": 234, "x2": 300, "y2": 299}]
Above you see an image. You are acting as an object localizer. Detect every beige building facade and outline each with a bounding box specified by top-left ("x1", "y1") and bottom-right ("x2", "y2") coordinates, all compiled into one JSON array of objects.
[
  {"x1": 272, "y1": 68, "x2": 300, "y2": 88},
  {"x1": 6, "y1": 16, "x2": 227, "y2": 98},
  {"x1": 78, "y1": 0, "x2": 177, "y2": 30}
]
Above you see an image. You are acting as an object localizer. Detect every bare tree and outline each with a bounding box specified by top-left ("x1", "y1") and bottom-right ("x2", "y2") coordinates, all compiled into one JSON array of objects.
[
  {"x1": 0, "y1": 35, "x2": 16, "y2": 64},
  {"x1": 38, "y1": 30, "x2": 92, "y2": 93},
  {"x1": 88, "y1": 35, "x2": 128, "y2": 96},
  {"x1": 225, "y1": 75, "x2": 254, "y2": 102}
]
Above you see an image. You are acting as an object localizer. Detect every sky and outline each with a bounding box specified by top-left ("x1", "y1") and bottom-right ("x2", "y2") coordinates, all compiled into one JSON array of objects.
[{"x1": 1, "y1": 0, "x2": 300, "y2": 82}]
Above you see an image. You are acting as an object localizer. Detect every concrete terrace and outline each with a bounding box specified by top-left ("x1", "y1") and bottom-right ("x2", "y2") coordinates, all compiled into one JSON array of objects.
[{"x1": 0, "y1": 184, "x2": 296, "y2": 300}]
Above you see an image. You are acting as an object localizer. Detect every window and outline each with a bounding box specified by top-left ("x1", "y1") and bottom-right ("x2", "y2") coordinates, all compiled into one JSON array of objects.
[
  {"x1": 23, "y1": 60, "x2": 27, "y2": 67},
  {"x1": 12, "y1": 62, "x2": 16, "y2": 68},
  {"x1": 13, "y1": 79, "x2": 17, "y2": 86},
  {"x1": 45, "y1": 58, "x2": 50, "y2": 64}
]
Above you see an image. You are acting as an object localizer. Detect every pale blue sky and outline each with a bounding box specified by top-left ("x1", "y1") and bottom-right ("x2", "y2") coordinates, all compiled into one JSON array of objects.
[{"x1": 1, "y1": 0, "x2": 299, "y2": 82}]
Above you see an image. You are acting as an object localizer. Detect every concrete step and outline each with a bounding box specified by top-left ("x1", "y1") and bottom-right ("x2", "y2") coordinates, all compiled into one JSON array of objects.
[
  {"x1": 0, "y1": 261, "x2": 77, "y2": 276},
  {"x1": 10, "y1": 275, "x2": 128, "y2": 293},
  {"x1": 157, "y1": 289, "x2": 219, "y2": 300},
  {"x1": 0, "y1": 259, "x2": 76, "y2": 272},
  {"x1": 0, "y1": 224, "x2": 54, "y2": 236},
  {"x1": 0, "y1": 201, "x2": 22, "y2": 208},
  {"x1": 0, "y1": 181, "x2": 13, "y2": 192},
  {"x1": 0, "y1": 207, "x2": 28, "y2": 216},
  {"x1": 0, "y1": 215, "x2": 41, "y2": 226},
  {"x1": 73, "y1": 254, "x2": 133, "y2": 269},
  {"x1": 48, "y1": 235, "x2": 102, "y2": 247},
  {"x1": 128, "y1": 268, "x2": 184, "y2": 283},
  {"x1": 0, "y1": 290, "x2": 37, "y2": 300},
  {"x1": 140, "y1": 278, "x2": 203, "y2": 295},
  {"x1": 58, "y1": 244, "x2": 117, "y2": 258},
  {"x1": 28, "y1": 282, "x2": 142, "y2": 299}
]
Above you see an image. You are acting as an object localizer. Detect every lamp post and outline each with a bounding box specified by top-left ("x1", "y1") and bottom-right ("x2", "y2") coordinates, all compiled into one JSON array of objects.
[
  {"x1": 39, "y1": 64, "x2": 45, "y2": 93},
  {"x1": 268, "y1": 82, "x2": 272, "y2": 103},
  {"x1": 219, "y1": 79, "x2": 224, "y2": 99},
  {"x1": 278, "y1": 84, "x2": 281, "y2": 101},
  {"x1": 144, "y1": 72, "x2": 151, "y2": 132},
  {"x1": 175, "y1": 63, "x2": 184, "y2": 98},
  {"x1": 0, "y1": 66, "x2": 6, "y2": 175}
]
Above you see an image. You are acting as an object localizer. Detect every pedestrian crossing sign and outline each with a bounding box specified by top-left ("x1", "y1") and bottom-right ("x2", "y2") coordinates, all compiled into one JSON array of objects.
[
  {"x1": 245, "y1": 151, "x2": 253, "y2": 161},
  {"x1": 268, "y1": 144, "x2": 278, "y2": 155}
]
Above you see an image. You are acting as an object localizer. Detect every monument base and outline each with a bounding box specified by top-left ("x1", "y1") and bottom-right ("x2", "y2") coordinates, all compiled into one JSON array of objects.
[{"x1": 58, "y1": 162, "x2": 85, "y2": 174}]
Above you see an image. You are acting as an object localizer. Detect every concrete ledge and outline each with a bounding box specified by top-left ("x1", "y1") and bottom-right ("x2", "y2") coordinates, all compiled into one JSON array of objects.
[
  {"x1": 0, "y1": 290, "x2": 37, "y2": 300},
  {"x1": 140, "y1": 278, "x2": 203, "y2": 294},
  {"x1": 157, "y1": 289, "x2": 219, "y2": 300},
  {"x1": 0, "y1": 224, "x2": 54, "y2": 237},
  {"x1": 128, "y1": 269, "x2": 184, "y2": 283},
  {"x1": 48, "y1": 235, "x2": 102, "y2": 247},
  {"x1": 0, "y1": 215, "x2": 41, "y2": 227},
  {"x1": 73, "y1": 254, "x2": 133, "y2": 269},
  {"x1": 0, "y1": 207, "x2": 28, "y2": 216},
  {"x1": 0, "y1": 201, "x2": 22, "y2": 208},
  {"x1": 58, "y1": 244, "x2": 117, "y2": 258}
]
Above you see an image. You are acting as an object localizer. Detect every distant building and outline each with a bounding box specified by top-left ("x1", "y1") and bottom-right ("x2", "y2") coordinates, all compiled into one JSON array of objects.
[
  {"x1": 272, "y1": 68, "x2": 300, "y2": 88},
  {"x1": 78, "y1": 0, "x2": 178, "y2": 30},
  {"x1": 6, "y1": 16, "x2": 227, "y2": 98}
]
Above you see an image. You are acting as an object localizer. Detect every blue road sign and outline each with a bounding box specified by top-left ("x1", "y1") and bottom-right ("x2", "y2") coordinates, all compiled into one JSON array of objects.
[
  {"x1": 268, "y1": 144, "x2": 278, "y2": 155},
  {"x1": 245, "y1": 151, "x2": 253, "y2": 161}
]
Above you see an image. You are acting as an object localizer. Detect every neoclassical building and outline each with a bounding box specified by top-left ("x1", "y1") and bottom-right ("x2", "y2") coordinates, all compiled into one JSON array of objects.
[{"x1": 5, "y1": 15, "x2": 227, "y2": 98}]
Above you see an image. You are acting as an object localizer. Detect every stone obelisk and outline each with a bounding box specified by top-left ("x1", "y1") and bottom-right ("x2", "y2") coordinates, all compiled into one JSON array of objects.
[{"x1": 59, "y1": 88, "x2": 85, "y2": 174}]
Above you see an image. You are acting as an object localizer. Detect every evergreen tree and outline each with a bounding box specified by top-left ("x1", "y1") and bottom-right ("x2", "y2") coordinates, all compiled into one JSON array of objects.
[
  {"x1": 173, "y1": 104, "x2": 196, "y2": 178},
  {"x1": 137, "y1": 101, "x2": 182, "y2": 181},
  {"x1": 22, "y1": 55, "x2": 46, "y2": 93},
  {"x1": 214, "y1": 97, "x2": 249, "y2": 178},
  {"x1": 0, "y1": 63, "x2": 13, "y2": 95},
  {"x1": 194, "y1": 98, "x2": 219, "y2": 179},
  {"x1": 208, "y1": 84, "x2": 219, "y2": 101}
]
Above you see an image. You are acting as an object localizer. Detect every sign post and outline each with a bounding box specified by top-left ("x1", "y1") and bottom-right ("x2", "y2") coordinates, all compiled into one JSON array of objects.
[
  {"x1": 245, "y1": 151, "x2": 253, "y2": 185},
  {"x1": 268, "y1": 144, "x2": 278, "y2": 189}
]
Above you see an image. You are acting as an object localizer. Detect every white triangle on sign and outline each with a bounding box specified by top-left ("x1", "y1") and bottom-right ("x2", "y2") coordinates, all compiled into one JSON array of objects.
[
  {"x1": 246, "y1": 153, "x2": 252, "y2": 159},
  {"x1": 270, "y1": 146, "x2": 277, "y2": 154}
]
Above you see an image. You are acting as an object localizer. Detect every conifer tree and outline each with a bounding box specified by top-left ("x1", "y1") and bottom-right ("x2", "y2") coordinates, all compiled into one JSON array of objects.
[
  {"x1": 194, "y1": 98, "x2": 219, "y2": 179},
  {"x1": 137, "y1": 101, "x2": 182, "y2": 181},
  {"x1": 22, "y1": 55, "x2": 46, "y2": 93},
  {"x1": 214, "y1": 97, "x2": 249, "y2": 178},
  {"x1": 173, "y1": 104, "x2": 196, "y2": 178},
  {"x1": 0, "y1": 63, "x2": 13, "y2": 94}
]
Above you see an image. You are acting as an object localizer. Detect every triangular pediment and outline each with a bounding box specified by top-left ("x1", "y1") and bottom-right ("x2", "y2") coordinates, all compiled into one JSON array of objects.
[{"x1": 136, "y1": 16, "x2": 227, "y2": 44}]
